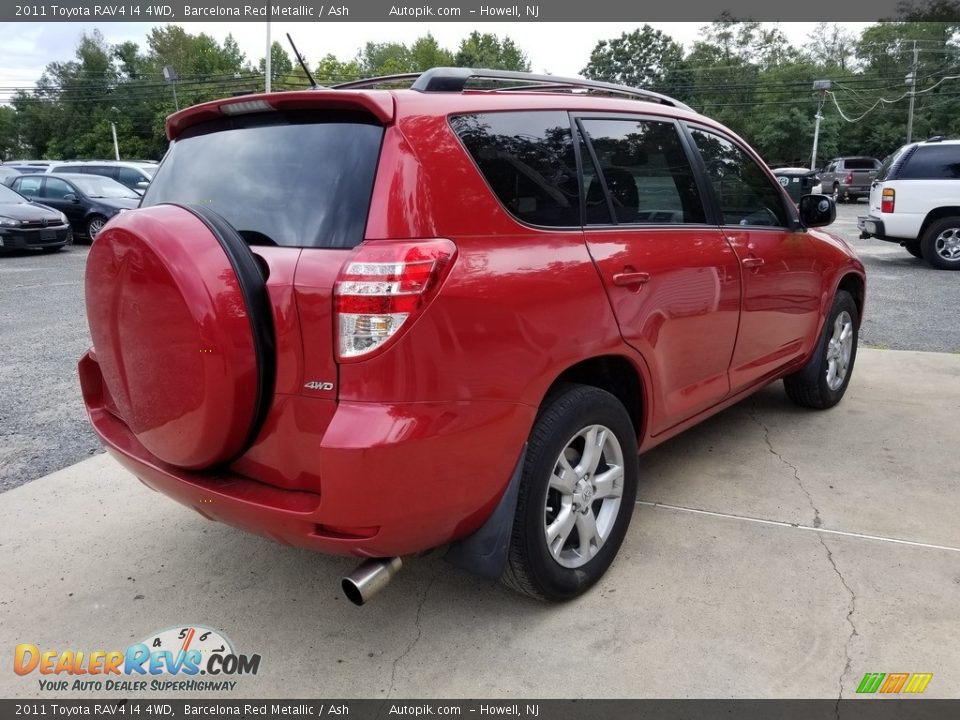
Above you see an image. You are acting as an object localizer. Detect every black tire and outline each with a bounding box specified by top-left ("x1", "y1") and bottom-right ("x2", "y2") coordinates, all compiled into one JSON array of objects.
[
  {"x1": 87, "y1": 215, "x2": 108, "y2": 241},
  {"x1": 903, "y1": 241, "x2": 923, "y2": 259},
  {"x1": 784, "y1": 290, "x2": 858, "y2": 409},
  {"x1": 502, "y1": 384, "x2": 639, "y2": 601},
  {"x1": 920, "y1": 216, "x2": 960, "y2": 271},
  {"x1": 832, "y1": 184, "x2": 844, "y2": 204}
]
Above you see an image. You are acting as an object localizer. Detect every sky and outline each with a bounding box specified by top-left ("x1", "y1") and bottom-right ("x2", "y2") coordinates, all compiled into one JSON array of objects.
[{"x1": 0, "y1": 21, "x2": 872, "y2": 100}]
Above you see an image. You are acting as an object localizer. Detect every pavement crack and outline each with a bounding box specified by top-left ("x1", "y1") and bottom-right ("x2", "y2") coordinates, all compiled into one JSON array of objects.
[
  {"x1": 749, "y1": 406, "x2": 822, "y2": 528},
  {"x1": 384, "y1": 567, "x2": 442, "y2": 701},
  {"x1": 819, "y1": 535, "x2": 858, "y2": 716}
]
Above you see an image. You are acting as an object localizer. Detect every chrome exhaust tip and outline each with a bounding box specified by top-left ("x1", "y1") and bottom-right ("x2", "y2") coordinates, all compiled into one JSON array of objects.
[{"x1": 341, "y1": 557, "x2": 403, "y2": 606}]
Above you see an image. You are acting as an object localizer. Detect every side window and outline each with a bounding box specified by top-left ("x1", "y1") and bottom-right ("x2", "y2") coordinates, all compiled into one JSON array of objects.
[
  {"x1": 689, "y1": 128, "x2": 788, "y2": 228},
  {"x1": 579, "y1": 118, "x2": 705, "y2": 225},
  {"x1": 86, "y1": 166, "x2": 119, "y2": 180},
  {"x1": 450, "y1": 111, "x2": 579, "y2": 227},
  {"x1": 118, "y1": 167, "x2": 144, "y2": 186},
  {"x1": 15, "y1": 176, "x2": 42, "y2": 197},
  {"x1": 898, "y1": 146, "x2": 960, "y2": 180},
  {"x1": 44, "y1": 178, "x2": 74, "y2": 199}
]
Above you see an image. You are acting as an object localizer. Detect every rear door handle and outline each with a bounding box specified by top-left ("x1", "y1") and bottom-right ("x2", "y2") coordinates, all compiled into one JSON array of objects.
[
  {"x1": 741, "y1": 257, "x2": 764, "y2": 268},
  {"x1": 612, "y1": 271, "x2": 650, "y2": 286}
]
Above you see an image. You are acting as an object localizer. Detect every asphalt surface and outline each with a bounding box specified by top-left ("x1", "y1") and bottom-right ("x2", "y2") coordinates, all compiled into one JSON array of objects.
[{"x1": 0, "y1": 203, "x2": 957, "y2": 491}]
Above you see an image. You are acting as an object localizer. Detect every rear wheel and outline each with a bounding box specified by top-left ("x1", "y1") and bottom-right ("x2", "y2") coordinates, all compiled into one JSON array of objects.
[
  {"x1": 903, "y1": 241, "x2": 923, "y2": 259},
  {"x1": 784, "y1": 290, "x2": 858, "y2": 409},
  {"x1": 502, "y1": 384, "x2": 638, "y2": 601},
  {"x1": 920, "y1": 217, "x2": 960, "y2": 270}
]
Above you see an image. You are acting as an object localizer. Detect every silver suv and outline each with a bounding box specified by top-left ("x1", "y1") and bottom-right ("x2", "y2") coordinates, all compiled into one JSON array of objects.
[
  {"x1": 858, "y1": 138, "x2": 960, "y2": 270},
  {"x1": 44, "y1": 160, "x2": 157, "y2": 195}
]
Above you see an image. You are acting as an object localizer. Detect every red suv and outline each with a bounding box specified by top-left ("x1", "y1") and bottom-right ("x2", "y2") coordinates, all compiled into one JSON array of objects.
[{"x1": 80, "y1": 68, "x2": 865, "y2": 604}]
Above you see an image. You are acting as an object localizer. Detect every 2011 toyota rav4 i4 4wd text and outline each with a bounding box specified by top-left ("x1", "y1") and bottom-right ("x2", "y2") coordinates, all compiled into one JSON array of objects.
[{"x1": 80, "y1": 68, "x2": 865, "y2": 604}]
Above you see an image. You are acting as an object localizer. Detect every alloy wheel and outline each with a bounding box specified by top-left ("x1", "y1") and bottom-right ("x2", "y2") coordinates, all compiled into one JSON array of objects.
[{"x1": 825, "y1": 310, "x2": 854, "y2": 391}]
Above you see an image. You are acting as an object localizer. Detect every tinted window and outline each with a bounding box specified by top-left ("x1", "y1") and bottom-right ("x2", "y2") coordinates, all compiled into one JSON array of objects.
[
  {"x1": 84, "y1": 166, "x2": 119, "y2": 180},
  {"x1": 690, "y1": 128, "x2": 787, "y2": 228},
  {"x1": 44, "y1": 178, "x2": 74, "y2": 199},
  {"x1": 899, "y1": 146, "x2": 960, "y2": 180},
  {"x1": 580, "y1": 119, "x2": 705, "y2": 225},
  {"x1": 52, "y1": 165, "x2": 84, "y2": 173},
  {"x1": 15, "y1": 176, "x2": 42, "y2": 197},
  {"x1": 451, "y1": 111, "x2": 579, "y2": 227},
  {"x1": 118, "y1": 167, "x2": 145, "y2": 185},
  {"x1": 843, "y1": 158, "x2": 877, "y2": 170},
  {"x1": 143, "y1": 111, "x2": 383, "y2": 249}
]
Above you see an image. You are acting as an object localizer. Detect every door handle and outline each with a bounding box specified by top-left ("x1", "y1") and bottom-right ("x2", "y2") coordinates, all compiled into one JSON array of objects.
[
  {"x1": 612, "y1": 271, "x2": 650, "y2": 287},
  {"x1": 741, "y1": 257, "x2": 764, "y2": 268}
]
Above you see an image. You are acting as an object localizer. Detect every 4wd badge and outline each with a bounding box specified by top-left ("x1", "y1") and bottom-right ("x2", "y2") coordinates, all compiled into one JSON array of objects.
[{"x1": 304, "y1": 381, "x2": 334, "y2": 391}]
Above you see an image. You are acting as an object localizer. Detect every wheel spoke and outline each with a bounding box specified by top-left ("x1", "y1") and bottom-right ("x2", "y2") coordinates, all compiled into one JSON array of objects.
[
  {"x1": 592, "y1": 465, "x2": 623, "y2": 499},
  {"x1": 550, "y1": 454, "x2": 578, "y2": 494},
  {"x1": 577, "y1": 426, "x2": 605, "y2": 475},
  {"x1": 575, "y1": 510, "x2": 600, "y2": 559},
  {"x1": 546, "y1": 507, "x2": 576, "y2": 557}
]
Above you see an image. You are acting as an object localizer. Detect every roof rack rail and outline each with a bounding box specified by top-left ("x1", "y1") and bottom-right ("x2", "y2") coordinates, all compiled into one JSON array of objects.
[{"x1": 332, "y1": 67, "x2": 693, "y2": 112}]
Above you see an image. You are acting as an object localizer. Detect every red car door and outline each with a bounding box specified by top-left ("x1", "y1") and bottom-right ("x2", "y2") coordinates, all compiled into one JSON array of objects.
[
  {"x1": 687, "y1": 126, "x2": 822, "y2": 393},
  {"x1": 577, "y1": 117, "x2": 741, "y2": 436}
]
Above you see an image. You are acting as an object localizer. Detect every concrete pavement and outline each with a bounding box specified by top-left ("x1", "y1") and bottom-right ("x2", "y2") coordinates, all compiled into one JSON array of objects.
[{"x1": 1, "y1": 348, "x2": 958, "y2": 699}]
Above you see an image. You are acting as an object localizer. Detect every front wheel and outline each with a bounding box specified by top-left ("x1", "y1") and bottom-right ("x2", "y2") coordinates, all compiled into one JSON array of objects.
[
  {"x1": 784, "y1": 290, "x2": 858, "y2": 409},
  {"x1": 502, "y1": 384, "x2": 639, "y2": 601},
  {"x1": 920, "y1": 217, "x2": 960, "y2": 270},
  {"x1": 87, "y1": 215, "x2": 108, "y2": 241},
  {"x1": 832, "y1": 184, "x2": 844, "y2": 204}
]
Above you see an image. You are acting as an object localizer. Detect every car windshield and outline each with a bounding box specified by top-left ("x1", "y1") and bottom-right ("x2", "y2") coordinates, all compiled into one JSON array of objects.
[
  {"x1": 70, "y1": 176, "x2": 139, "y2": 199},
  {"x1": 0, "y1": 184, "x2": 27, "y2": 204}
]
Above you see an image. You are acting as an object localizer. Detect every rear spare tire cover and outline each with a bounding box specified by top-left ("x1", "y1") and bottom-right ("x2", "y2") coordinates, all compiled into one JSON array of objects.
[{"x1": 85, "y1": 204, "x2": 275, "y2": 470}]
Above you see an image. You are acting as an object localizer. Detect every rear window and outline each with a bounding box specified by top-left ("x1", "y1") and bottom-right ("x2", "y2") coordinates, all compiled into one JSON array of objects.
[
  {"x1": 898, "y1": 145, "x2": 960, "y2": 180},
  {"x1": 450, "y1": 111, "x2": 579, "y2": 227},
  {"x1": 842, "y1": 158, "x2": 877, "y2": 170},
  {"x1": 142, "y1": 111, "x2": 384, "y2": 249},
  {"x1": 876, "y1": 145, "x2": 914, "y2": 181}
]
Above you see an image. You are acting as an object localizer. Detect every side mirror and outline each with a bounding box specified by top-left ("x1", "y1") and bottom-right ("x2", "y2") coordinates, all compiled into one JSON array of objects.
[
  {"x1": 63, "y1": 193, "x2": 79, "y2": 203},
  {"x1": 136, "y1": 181, "x2": 150, "y2": 189},
  {"x1": 799, "y1": 194, "x2": 835, "y2": 228}
]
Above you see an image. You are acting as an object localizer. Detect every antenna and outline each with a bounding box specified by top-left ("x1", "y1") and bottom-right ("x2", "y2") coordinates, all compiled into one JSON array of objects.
[{"x1": 286, "y1": 33, "x2": 317, "y2": 89}]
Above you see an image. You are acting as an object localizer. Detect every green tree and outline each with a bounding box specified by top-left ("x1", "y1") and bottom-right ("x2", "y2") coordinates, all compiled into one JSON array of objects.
[
  {"x1": 454, "y1": 32, "x2": 530, "y2": 71},
  {"x1": 410, "y1": 33, "x2": 454, "y2": 71},
  {"x1": 582, "y1": 25, "x2": 684, "y2": 88}
]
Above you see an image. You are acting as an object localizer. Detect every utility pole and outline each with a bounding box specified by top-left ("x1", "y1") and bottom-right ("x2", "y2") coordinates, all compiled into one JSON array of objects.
[
  {"x1": 265, "y1": 19, "x2": 272, "y2": 93},
  {"x1": 162, "y1": 65, "x2": 179, "y2": 111},
  {"x1": 110, "y1": 122, "x2": 119, "y2": 161},
  {"x1": 905, "y1": 41, "x2": 918, "y2": 144},
  {"x1": 811, "y1": 80, "x2": 831, "y2": 170}
]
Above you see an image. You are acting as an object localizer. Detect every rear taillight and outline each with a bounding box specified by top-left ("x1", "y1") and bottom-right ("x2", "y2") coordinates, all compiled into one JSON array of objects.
[
  {"x1": 881, "y1": 188, "x2": 895, "y2": 213},
  {"x1": 844, "y1": 172, "x2": 854, "y2": 185},
  {"x1": 334, "y1": 239, "x2": 457, "y2": 359}
]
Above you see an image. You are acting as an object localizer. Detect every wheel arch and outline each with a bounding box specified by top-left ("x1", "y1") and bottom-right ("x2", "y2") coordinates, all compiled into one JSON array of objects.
[
  {"x1": 836, "y1": 272, "x2": 865, "y2": 327},
  {"x1": 541, "y1": 354, "x2": 646, "y2": 442},
  {"x1": 919, "y1": 207, "x2": 960, "y2": 240}
]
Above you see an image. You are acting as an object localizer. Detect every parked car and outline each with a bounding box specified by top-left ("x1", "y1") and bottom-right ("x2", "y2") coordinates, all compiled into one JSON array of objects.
[
  {"x1": 0, "y1": 165, "x2": 21, "y2": 185},
  {"x1": 44, "y1": 160, "x2": 157, "y2": 195},
  {"x1": 79, "y1": 68, "x2": 865, "y2": 604},
  {"x1": 819, "y1": 156, "x2": 881, "y2": 203},
  {"x1": 8, "y1": 173, "x2": 139, "y2": 240},
  {"x1": 858, "y1": 138, "x2": 960, "y2": 270},
  {"x1": 0, "y1": 182, "x2": 72, "y2": 253},
  {"x1": 3, "y1": 161, "x2": 53, "y2": 175}
]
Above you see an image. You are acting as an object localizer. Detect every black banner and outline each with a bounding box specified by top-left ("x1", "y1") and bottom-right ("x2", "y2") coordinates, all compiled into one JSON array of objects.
[
  {"x1": 0, "y1": 0, "x2": 927, "y2": 23},
  {"x1": 2, "y1": 700, "x2": 959, "y2": 720}
]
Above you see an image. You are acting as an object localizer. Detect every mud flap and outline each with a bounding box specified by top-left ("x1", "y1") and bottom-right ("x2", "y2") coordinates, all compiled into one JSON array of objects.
[{"x1": 444, "y1": 444, "x2": 527, "y2": 580}]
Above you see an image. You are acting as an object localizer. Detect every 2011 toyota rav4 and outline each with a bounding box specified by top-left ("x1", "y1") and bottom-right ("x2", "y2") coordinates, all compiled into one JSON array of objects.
[{"x1": 79, "y1": 68, "x2": 866, "y2": 604}]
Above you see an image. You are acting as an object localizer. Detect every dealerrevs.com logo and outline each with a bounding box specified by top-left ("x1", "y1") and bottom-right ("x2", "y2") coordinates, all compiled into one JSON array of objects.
[{"x1": 14, "y1": 625, "x2": 261, "y2": 693}]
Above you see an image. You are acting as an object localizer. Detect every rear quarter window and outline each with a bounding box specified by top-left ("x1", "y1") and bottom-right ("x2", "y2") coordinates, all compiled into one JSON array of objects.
[
  {"x1": 842, "y1": 158, "x2": 877, "y2": 170},
  {"x1": 898, "y1": 145, "x2": 960, "y2": 180},
  {"x1": 142, "y1": 111, "x2": 383, "y2": 249},
  {"x1": 450, "y1": 111, "x2": 579, "y2": 227}
]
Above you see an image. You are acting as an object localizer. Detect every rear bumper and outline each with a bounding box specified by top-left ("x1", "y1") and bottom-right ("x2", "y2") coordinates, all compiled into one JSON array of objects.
[
  {"x1": 79, "y1": 351, "x2": 534, "y2": 558},
  {"x1": 858, "y1": 215, "x2": 885, "y2": 238}
]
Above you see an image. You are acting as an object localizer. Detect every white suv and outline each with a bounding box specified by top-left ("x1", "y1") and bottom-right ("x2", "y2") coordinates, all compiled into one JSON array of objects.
[{"x1": 858, "y1": 137, "x2": 960, "y2": 270}]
